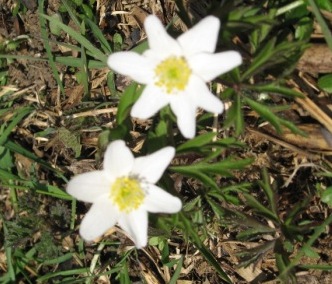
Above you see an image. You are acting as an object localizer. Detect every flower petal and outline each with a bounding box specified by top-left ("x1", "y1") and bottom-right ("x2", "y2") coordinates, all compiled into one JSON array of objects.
[
  {"x1": 144, "y1": 15, "x2": 181, "y2": 56},
  {"x1": 144, "y1": 184, "x2": 182, "y2": 213},
  {"x1": 187, "y1": 75, "x2": 224, "y2": 114},
  {"x1": 107, "y1": 52, "x2": 154, "y2": 84},
  {"x1": 103, "y1": 140, "x2": 134, "y2": 177},
  {"x1": 131, "y1": 84, "x2": 169, "y2": 119},
  {"x1": 177, "y1": 16, "x2": 220, "y2": 56},
  {"x1": 189, "y1": 51, "x2": 242, "y2": 81},
  {"x1": 67, "y1": 171, "x2": 109, "y2": 202},
  {"x1": 132, "y1": 147, "x2": 175, "y2": 183},
  {"x1": 118, "y1": 209, "x2": 148, "y2": 248},
  {"x1": 79, "y1": 198, "x2": 119, "y2": 241},
  {"x1": 170, "y1": 96, "x2": 197, "y2": 139}
]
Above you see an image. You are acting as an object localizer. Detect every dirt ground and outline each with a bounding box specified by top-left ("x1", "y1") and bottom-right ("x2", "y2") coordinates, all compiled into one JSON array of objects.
[{"x1": 1, "y1": 0, "x2": 332, "y2": 283}]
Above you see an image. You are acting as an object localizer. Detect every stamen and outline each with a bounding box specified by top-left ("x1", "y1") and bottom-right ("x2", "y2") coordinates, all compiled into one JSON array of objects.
[
  {"x1": 110, "y1": 177, "x2": 145, "y2": 213},
  {"x1": 154, "y1": 56, "x2": 191, "y2": 94}
]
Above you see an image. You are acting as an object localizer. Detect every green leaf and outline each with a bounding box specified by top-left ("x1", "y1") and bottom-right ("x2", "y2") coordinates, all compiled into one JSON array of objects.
[
  {"x1": 60, "y1": 0, "x2": 81, "y2": 27},
  {"x1": 295, "y1": 17, "x2": 313, "y2": 41},
  {"x1": 39, "y1": 0, "x2": 65, "y2": 95},
  {"x1": 3, "y1": 140, "x2": 65, "y2": 180},
  {"x1": 183, "y1": 196, "x2": 201, "y2": 212},
  {"x1": 148, "y1": 236, "x2": 161, "y2": 246},
  {"x1": 107, "y1": 71, "x2": 117, "y2": 95},
  {"x1": 302, "y1": 246, "x2": 320, "y2": 258},
  {"x1": 308, "y1": 0, "x2": 332, "y2": 50},
  {"x1": 82, "y1": 3, "x2": 94, "y2": 19},
  {"x1": 42, "y1": 252, "x2": 73, "y2": 265},
  {"x1": 242, "y1": 37, "x2": 276, "y2": 79},
  {"x1": 280, "y1": 118, "x2": 307, "y2": 136},
  {"x1": 224, "y1": 92, "x2": 244, "y2": 136},
  {"x1": 113, "y1": 33, "x2": 123, "y2": 51},
  {"x1": 119, "y1": 260, "x2": 130, "y2": 284},
  {"x1": 172, "y1": 157, "x2": 253, "y2": 178},
  {"x1": 178, "y1": 212, "x2": 233, "y2": 283},
  {"x1": 145, "y1": 120, "x2": 168, "y2": 152},
  {"x1": 171, "y1": 157, "x2": 253, "y2": 193},
  {"x1": 258, "y1": 169, "x2": 278, "y2": 216},
  {"x1": 0, "y1": 218, "x2": 15, "y2": 283},
  {"x1": 316, "y1": 0, "x2": 332, "y2": 11},
  {"x1": 55, "y1": 56, "x2": 106, "y2": 68},
  {"x1": 171, "y1": 166, "x2": 220, "y2": 191},
  {"x1": 206, "y1": 197, "x2": 226, "y2": 217},
  {"x1": 236, "y1": 241, "x2": 275, "y2": 267},
  {"x1": 85, "y1": 17, "x2": 112, "y2": 54},
  {"x1": 36, "y1": 268, "x2": 90, "y2": 282},
  {"x1": 35, "y1": 183, "x2": 72, "y2": 200},
  {"x1": 49, "y1": 13, "x2": 63, "y2": 36},
  {"x1": 245, "y1": 97, "x2": 282, "y2": 133},
  {"x1": 205, "y1": 157, "x2": 254, "y2": 174},
  {"x1": 284, "y1": 197, "x2": 310, "y2": 226},
  {"x1": 237, "y1": 227, "x2": 276, "y2": 240},
  {"x1": 131, "y1": 40, "x2": 148, "y2": 54},
  {"x1": 116, "y1": 83, "x2": 139, "y2": 124},
  {"x1": 274, "y1": 239, "x2": 294, "y2": 281},
  {"x1": 242, "y1": 193, "x2": 279, "y2": 222},
  {"x1": 40, "y1": 14, "x2": 107, "y2": 62},
  {"x1": 176, "y1": 132, "x2": 216, "y2": 153},
  {"x1": 0, "y1": 146, "x2": 14, "y2": 170},
  {"x1": 234, "y1": 92, "x2": 244, "y2": 135},
  {"x1": 249, "y1": 8, "x2": 276, "y2": 50},
  {"x1": 57, "y1": 127, "x2": 81, "y2": 158},
  {"x1": 318, "y1": 74, "x2": 332, "y2": 93},
  {"x1": 246, "y1": 83, "x2": 304, "y2": 98},
  {"x1": 321, "y1": 186, "x2": 332, "y2": 206},
  {"x1": 299, "y1": 264, "x2": 332, "y2": 270},
  {"x1": 169, "y1": 255, "x2": 183, "y2": 284},
  {"x1": 0, "y1": 107, "x2": 34, "y2": 146}
]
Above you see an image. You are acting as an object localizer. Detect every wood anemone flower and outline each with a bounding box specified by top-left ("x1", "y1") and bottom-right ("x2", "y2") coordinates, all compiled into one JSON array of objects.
[
  {"x1": 67, "y1": 140, "x2": 182, "y2": 248},
  {"x1": 107, "y1": 15, "x2": 242, "y2": 138}
]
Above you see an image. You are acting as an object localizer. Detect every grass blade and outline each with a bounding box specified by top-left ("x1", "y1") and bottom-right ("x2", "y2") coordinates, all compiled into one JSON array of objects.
[
  {"x1": 38, "y1": 0, "x2": 65, "y2": 95},
  {"x1": 307, "y1": 0, "x2": 332, "y2": 49},
  {"x1": 40, "y1": 14, "x2": 107, "y2": 62}
]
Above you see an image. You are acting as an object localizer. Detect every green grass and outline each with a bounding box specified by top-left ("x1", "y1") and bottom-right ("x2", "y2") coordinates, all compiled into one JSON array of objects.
[{"x1": 1, "y1": 0, "x2": 332, "y2": 283}]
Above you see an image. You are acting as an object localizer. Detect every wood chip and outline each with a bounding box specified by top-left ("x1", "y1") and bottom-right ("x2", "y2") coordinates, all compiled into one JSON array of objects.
[{"x1": 297, "y1": 44, "x2": 332, "y2": 75}]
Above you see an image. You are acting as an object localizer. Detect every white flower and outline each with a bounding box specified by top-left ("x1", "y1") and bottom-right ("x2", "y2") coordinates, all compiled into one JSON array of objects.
[
  {"x1": 107, "y1": 15, "x2": 242, "y2": 138},
  {"x1": 67, "y1": 140, "x2": 182, "y2": 248}
]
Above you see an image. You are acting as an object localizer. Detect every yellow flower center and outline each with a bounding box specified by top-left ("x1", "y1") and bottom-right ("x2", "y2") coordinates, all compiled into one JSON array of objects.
[
  {"x1": 110, "y1": 177, "x2": 145, "y2": 213},
  {"x1": 154, "y1": 56, "x2": 191, "y2": 94}
]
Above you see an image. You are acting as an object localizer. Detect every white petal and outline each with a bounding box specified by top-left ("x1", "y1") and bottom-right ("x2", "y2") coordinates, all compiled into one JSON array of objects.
[
  {"x1": 177, "y1": 16, "x2": 220, "y2": 56},
  {"x1": 189, "y1": 51, "x2": 242, "y2": 81},
  {"x1": 107, "y1": 52, "x2": 154, "y2": 84},
  {"x1": 118, "y1": 209, "x2": 148, "y2": 248},
  {"x1": 132, "y1": 147, "x2": 175, "y2": 183},
  {"x1": 187, "y1": 75, "x2": 224, "y2": 114},
  {"x1": 79, "y1": 198, "x2": 119, "y2": 241},
  {"x1": 144, "y1": 184, "x2": 182, "y2": 213},
  {"x1": 130, "y1": 84, "x2": 170, "y2": 119},
  {"x1": 170, "y1": 97, "x2": 197, "y2": 139},
  {"x1": 103, "y1": 140, "x2": 134, "y2": 177},
  {"x1": 67, "y1": 171, "x2": 109, "y2": 202},
  {"x1": 144, "y1": 15, "x2": 181, "y2": 56}
]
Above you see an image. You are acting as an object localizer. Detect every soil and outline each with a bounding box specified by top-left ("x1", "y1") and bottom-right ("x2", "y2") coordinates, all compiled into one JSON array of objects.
[{"x1": 1, "y1": 0, "x2": 332, "y2": 283}]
